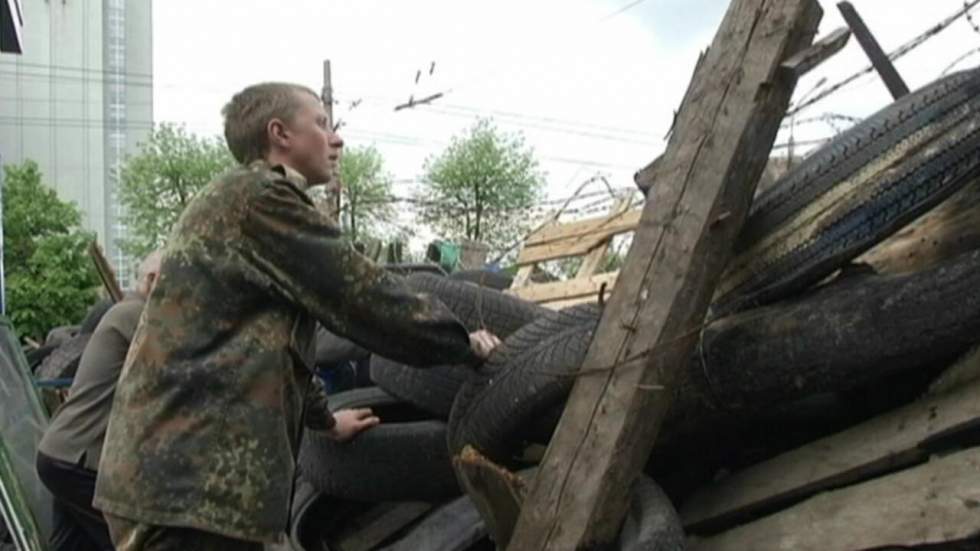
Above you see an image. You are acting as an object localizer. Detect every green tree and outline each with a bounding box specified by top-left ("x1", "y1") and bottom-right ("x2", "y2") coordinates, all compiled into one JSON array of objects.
[
  {"x1": 2, "y1": 161, "x2": 100, "y2": 342},
  {"x1": 118, "y1": 123, "x2": 234, "y2": 258},
  {"x1": 338, "y1": 145, "x2": 395, "y2": 243},
  {"x1": 417, "y1": 119, "x2": 545, "y2": 252}
]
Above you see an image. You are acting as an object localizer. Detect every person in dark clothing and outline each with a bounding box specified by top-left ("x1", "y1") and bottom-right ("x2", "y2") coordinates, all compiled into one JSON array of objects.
[{"x1": 36, "y1": 252, "x2": 162, "y2": 551}]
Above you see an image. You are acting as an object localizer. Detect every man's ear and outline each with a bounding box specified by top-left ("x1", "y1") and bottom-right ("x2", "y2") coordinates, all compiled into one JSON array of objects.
[{"x1": 267, "y1": 118, "x2": 290, "y2": 150}]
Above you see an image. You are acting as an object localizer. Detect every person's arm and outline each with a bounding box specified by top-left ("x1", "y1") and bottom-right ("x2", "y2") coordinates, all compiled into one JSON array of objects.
[{"x1": 238, "y1": 177, "x2": 479, "y2": 367}]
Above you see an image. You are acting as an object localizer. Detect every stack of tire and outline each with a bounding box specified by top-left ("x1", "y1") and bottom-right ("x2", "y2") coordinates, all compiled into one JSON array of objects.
[
  {"x1": 294, "y1": 68, "x2": 980, "y2": 550},
  {"x1": 296, "y1": 272, "x2": 686, "y2": 550}
]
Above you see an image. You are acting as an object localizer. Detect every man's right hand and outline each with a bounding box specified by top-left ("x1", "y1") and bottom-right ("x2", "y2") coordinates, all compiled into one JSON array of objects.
[{"x1": 469, "y1": 330, "x2": 502, "y2": 360}]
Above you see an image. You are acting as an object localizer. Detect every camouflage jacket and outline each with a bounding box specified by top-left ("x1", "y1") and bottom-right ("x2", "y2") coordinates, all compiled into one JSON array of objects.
[{"x1": 93, "y1": 161, "x2": 475, "y2": 543}]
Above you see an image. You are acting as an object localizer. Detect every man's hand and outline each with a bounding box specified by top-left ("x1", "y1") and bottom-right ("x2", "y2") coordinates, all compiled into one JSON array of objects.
[
  {"x1": 469, "y1": 330, "x2": 502, "y2": 360},
  {"x1": 327, "y1": 408, "x2": 380, "y2": 442}
]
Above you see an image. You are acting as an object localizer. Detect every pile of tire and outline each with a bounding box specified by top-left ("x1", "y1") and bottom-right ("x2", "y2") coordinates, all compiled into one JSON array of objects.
[
  {"x1": 294, "y1": 68, "x2": 980, "y2": 550},
  {"x1": 295, "y1": 273, "x2": 686, "y2": 550}
]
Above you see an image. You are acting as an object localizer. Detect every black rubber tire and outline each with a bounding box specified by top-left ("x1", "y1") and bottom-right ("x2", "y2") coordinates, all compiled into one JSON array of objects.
[
  {"x1": 447, "y1": 304, "x2": 600, "y2": 462},
  {"x1": 740, "y1": 68, "x2": 980, "y2": 249},
  {"x1": 288, "y1": 477, "x2": 323, "y2": 550},
  {"x1": 717, "y1": 68, "x2": 980, "y2": 316},
  {"x1": 315, "y1": 326, "x2": 369, "y2": 368},
  {"x1": 449, "y1": 269, "x2": 514, "y2": 291},
  {"x1": 35, "y1": 333, "x2": 91, "y2": 380},
  {"x1": 379, "y1": 495, "x2": 486, "y2": 551},
  {"x1": 298, "y1": 387, "x2": 461, "y2": 502},
  {"x1": 618, "y1": 477, "x2": 686, "y2": 551},
  {"x1": 406, "y1": 272, "x2": 547, "y2": 337},
  {"x1": 379, "y1": 475, "x2": 684, "y2": 551},
  {"x1": 370, "y1": 355, "x2": 472, "y2": 418},
  {"x1": 369, "y1": 274, "x2": 548, "y2": 417}
]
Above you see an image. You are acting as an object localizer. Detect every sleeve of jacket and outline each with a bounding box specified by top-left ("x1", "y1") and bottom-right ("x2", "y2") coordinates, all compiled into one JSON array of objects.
[
  {"x1": 303, "y1": 378, "x2": 336, "y2": 431},
  {"x1": 238, "y1": 177, "x2": 478, "y2": 367}
]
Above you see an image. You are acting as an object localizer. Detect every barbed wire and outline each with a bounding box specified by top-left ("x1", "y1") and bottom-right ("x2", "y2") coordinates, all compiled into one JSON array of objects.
[{"x1": 787, "y1": 0, "x2": 980, "y2": 118}]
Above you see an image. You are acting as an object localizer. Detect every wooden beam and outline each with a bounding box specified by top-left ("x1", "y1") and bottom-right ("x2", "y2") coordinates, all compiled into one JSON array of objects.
[
  {"x1": 837, "y1": 2, "x2": 910, "y2": 99},
  {"x1": 633, "y1": 155, "x2": 662, "y2": 195},
  {"x1": 452, "y1": 446, "x2": 526, "y2": 548},
  {"x1": 779, "y1": 26, "x2": 851, "y2": 78},
  {"x1": 576, "y1": 199, "x2": 630, "y2": 278},
  {"x1": 510, "y1": 265, "x2": 535, "y2": 288},
  {"x1": 680, "y1": 376, "x2": 980, "y2": 533},
  {"x1": 506, "y1": 272, "x2": 618, "y2": 305},
  {"x1": 88, "y1": 241, "x2": 124, "y2": 302},
  {"x1": 687, "y1": 447, "x2": 980, "y2": 551},
  {"x1": 539, "y1": 296, "x2": 604, "y2": 311},
  {"x1": 506, "y1": 1, "x2": 822, "y2": 549},
  {"x1": 515, "y1": 210, "x2": 641, "y2": 266},
  {"x1": 524, "y1": 209, "x2": 640, "y2": 247}
]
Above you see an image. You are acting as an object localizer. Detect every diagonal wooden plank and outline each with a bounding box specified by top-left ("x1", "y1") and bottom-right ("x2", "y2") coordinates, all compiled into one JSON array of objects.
[
  {"x1": 576, "y1": 199, "x2": 631, "y2": 279},
  {"x1": 506, "y1": 1, "x2": 823, "y2": 549},
  {"x1": 688, "y1": 447, "x2": 980, "y2": 551},
  {"x1": 507, "y1": 272, "x2": 619, "y2": 305},
  {"x1": 681, "y1": 377, "x2": 980, "y2": 533},
  {"x1": 779, "y1": 26, "x2": 851, "y2": 79}
]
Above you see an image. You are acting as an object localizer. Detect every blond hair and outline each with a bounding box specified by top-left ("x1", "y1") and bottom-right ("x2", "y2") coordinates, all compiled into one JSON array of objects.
[{"x1": 221, "y1": 82, "x2": 320, "y2": 164}]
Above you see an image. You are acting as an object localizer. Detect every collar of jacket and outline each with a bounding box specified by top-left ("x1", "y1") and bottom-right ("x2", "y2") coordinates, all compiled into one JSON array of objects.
[{"x1": 249, "y1": 160, "x2": 309, "y2": 190}]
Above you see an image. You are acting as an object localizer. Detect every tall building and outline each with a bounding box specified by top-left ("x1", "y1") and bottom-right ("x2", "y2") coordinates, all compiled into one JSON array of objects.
[{"x1": 0, "y1": 0, "x2": 152, "y2": 284}]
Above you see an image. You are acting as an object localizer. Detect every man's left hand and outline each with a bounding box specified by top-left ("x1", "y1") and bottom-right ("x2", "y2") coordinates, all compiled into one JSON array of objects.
[{"x1": 327, "y1": 408, "x2": 380, "y2": 442}]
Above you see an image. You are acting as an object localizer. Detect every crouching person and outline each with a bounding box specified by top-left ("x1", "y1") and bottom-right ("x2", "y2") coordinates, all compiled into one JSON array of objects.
[{"x1": 36, "y1": 251, "x2": 163, "y2": 551}]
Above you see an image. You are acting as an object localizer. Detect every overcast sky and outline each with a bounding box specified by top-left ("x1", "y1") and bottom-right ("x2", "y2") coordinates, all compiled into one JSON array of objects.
[{"x1": 152, "y1": 0, "x2": 980, "y2": 234}]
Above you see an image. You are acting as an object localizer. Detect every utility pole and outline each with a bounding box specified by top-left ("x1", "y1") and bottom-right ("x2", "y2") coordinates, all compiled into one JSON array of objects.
[{"x1": 322, "y1": 59, "x2": 341, "y2": 224}]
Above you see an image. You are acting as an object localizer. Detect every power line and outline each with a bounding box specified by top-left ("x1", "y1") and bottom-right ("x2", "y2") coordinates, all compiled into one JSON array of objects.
[
  {"x1": 941, "y1": 47, "x2": 980, "y2": 75},
  {"x1": 415, "y1": 104, "x2": 657, "y2": 146},
  {"x1": 787, "y1": 0, "x2": 980, "y2": 117},
  {"x1": 600, "y1": 0, "x2": 648, "y2": 22},
  {"x1": 338, "y1": 93, "x2": 657, "y2": 140}
]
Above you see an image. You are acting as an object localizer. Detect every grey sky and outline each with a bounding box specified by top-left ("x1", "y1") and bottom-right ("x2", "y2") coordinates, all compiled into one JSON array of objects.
[{"x1": 152, "y1": 0, "x2": 979, "y2": 219}]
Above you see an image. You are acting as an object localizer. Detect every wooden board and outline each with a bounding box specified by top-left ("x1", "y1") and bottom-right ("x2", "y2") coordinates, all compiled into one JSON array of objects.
[
  {"x1": 687, "y1": 446, "x2": 980, "y2": 551},
  {"x1": 779, "y1": 26, "x2": 851, "y2": 78},
  {"x1": 515, "y1": 209, "x2": 641, "y2": 265},
  {"x1": 453, "y1": 446, "x2": 526, "y2": 548},
  {"x1": 507, "y1": 272, "x2": 618, "y2": 306},
  {"x1": 838, "y1": 2, "x2": 909, "y2": 99},
  {"x1": 681, "y1": 376, "x2": 980, "y2": 533},
  {"x1": 506, "y1": 1, "x2": 822, "y2": 548},
  {"x1": 88, "y1": 241, "x2": 123, "y2": 302}
]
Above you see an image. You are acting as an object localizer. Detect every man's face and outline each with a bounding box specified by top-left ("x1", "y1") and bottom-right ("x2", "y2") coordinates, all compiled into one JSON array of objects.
[{"x1": 282, "y1": 92, "x2": 344, "y2": 184}]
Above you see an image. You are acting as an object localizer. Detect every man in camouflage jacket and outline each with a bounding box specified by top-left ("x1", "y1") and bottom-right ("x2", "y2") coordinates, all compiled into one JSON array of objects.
[{"x1": 93, "y1": 82, "x2": 500, "y2": 550}]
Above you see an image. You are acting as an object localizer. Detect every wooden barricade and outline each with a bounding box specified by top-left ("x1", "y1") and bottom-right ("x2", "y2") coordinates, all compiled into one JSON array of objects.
[{"x1": 506, "y1": 199, "x2": 639, "y2": 309}]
